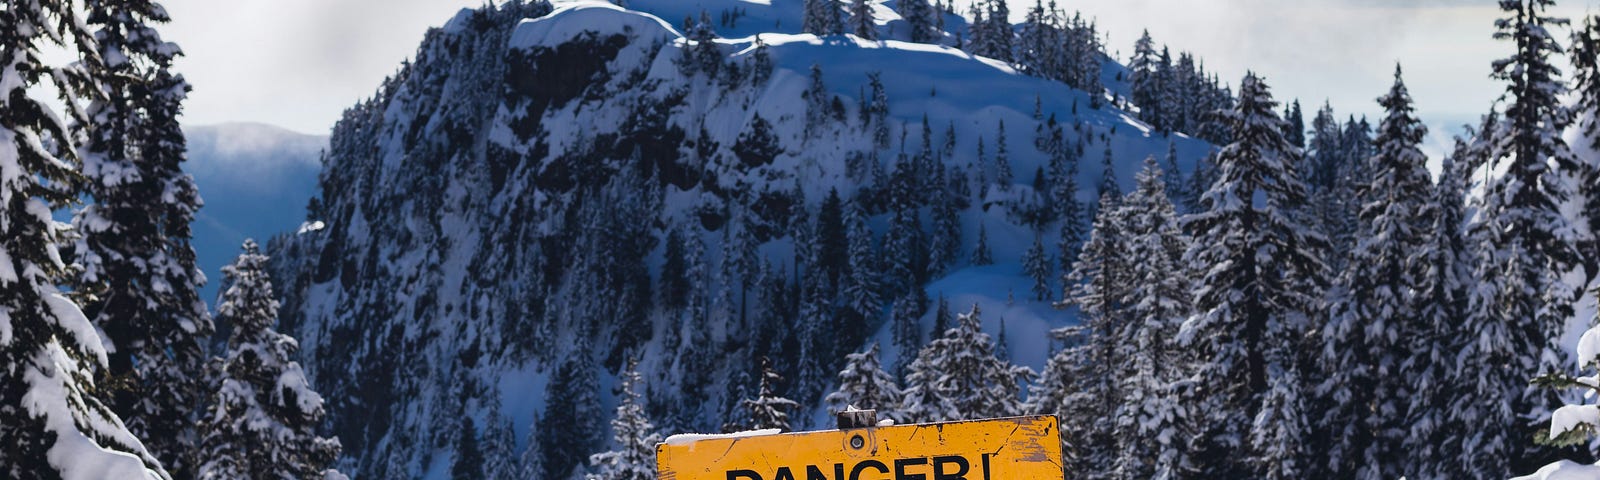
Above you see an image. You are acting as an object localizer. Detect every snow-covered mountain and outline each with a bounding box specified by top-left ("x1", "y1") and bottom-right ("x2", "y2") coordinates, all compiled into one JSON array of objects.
[
  {"x1": 185, "y1": 122, "x2": 325, "y2": 304},
  {"x1": 263, "y1": 1, "x2": 1216, "y2": 477}
]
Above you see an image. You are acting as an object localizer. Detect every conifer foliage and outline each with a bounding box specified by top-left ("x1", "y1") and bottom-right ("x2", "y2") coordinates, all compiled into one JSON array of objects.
[
  {"x1": 73, "y1": 1, "x2": 214, "y2": 476},
  {"x1": 1317, "y1": 65, "x2": 1433, "y2": 480},
  {"x1": 586, "y1": 360, "x2": 660, "y2": 480},
  {"x1": 0, "y1": 1, "x2": 170, "y2": 478},
  {"x1": 901, "y1": 305, "x2": 1032, "y2": 423},
  {"x1": 825, "y1": 343, "x2": 904, "y2": 419},
  {"x1": 1459, "y1": 1, "x2": 1582, "y2": 475},
  {"x1": 744, "y1": 359, "x2": 801, "y2": 432},
  {"x1": 1180, "y1": 73, "x2": 1325, "y2": 478},
  {"x1": 197, "y1": 241, "x2": 342, "y2": 480}
]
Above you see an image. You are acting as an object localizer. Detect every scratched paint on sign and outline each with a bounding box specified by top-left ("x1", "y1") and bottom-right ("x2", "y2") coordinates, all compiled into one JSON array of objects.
[{"x1": 657, "y1": 415, "x2": 1063, "y2": 480}]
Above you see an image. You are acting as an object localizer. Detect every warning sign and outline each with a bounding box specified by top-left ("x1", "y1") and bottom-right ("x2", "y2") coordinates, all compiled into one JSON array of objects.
[{"x1": 656, "y1": 415, "x2": 1062, "y2": 480}]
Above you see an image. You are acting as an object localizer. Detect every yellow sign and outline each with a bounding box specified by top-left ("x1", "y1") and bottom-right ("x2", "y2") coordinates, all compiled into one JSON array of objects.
[{"x1": 657, "y1": 415, "x2": 1062, "y2": 480}]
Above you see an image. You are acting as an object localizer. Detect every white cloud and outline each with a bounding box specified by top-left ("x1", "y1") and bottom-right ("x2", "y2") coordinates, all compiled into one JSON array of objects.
[
  {"x1": 1057, "y1": 0, "x2": 1598, "y2": 127},
  {"x1": 161, "y1": 0, "x2": 482, "y2": 134},
  {"x1": 156, "y1": 0, "x2": 1600, "y2": 136}
]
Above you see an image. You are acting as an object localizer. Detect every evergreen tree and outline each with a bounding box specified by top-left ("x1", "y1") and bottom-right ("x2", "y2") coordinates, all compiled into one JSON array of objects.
[
  {"x1": 826, "y1": 343, "x2": 904, "y2": 420},
  {"x1": 682, "y1": 11, "x2": 723, "y2": 77},
  {"x1": 995, "y1": 121, "x2": 1014, "y2": 189},
  {"x1": 898, "y1": 0, "x2": 939, "y2": 43},
  {"x1": 1404, "y1": 149, "x2": 1475, "y2": 480},
  {"x1": 802, "y1": 0, "x2": 843, "y2": 35},
  {"x1": 890, "y1": 289, "x2": 926, "y2": 377},
  {"x1": 659, "y1": 226, "x2": 690, "y2": 312},
  {"x1": 1112, "y1": 158, "x2": 1195, "y2": 479},
  {"x1": 971, "y1": 222, "x2": 994, "y2": 266},
  {"x1": 849, "y1": 0, "x2": 876, "y2": 39},
  {"x1": 868, "y1": 72, "x2": 891, "y2": 149},
  {"x1": 1316, "y1": 65, "x2": 1433, "y2": 480},
  {"x1": 519, "y1": 415, "x2": 546, "y2": 480},
  {"x1": 482, "y1": 402, "x2": 518, "y2": 480},
  {"x1": 901, "y1": 305, "x2": 1033, "y2": 423},
  {"x1": 1180, "y1": 73, "x2": 1325, "y2": 478},
  {"x1": 1097, "y1": 145, "x2": 1119, "y2": 204},
  {"x1": 1129, "y1": 30, "x2": 1163, "y2": 128},
  {"x1": 749, "y1": 35, "x2": 774, "y2": 85},
  {"x1": 928, "y1": 164, "x2": 962, "y2": 272},
  {"x1": 451, "y1": 416, "x2": 484, "y2": 480},
  {"x1": 1162, "y1": 141, "x2": 1187, "y2": 211},
  {"x1": 1054, "y1": 152, "x2": 1086, "y2": 272},
  {"x1": 1459, "y1": 1, "x2": 1582, "y2": 475},
  {"x1": 1023, "y1": 235, "x2": 1051, "y2": 301},
  {"x1": 72, "y1": 2, "x2": 214, "y2": 474},
  {"x1": 1250, "y1": 364, "x2": 1310, "y2": 480},
  {"x1": 983, "y1": 0, "x2": 1012, "y2": 62},
  {"x1": 1571, "y1": 15, "x2": 1600, "y2": 279},
  {"x1": 805, "y1": 64, "x2": 834, "y2": 136},
  {"x1": 0, "y1": 4, "x2": 171, "y2": 477},
  {"x1": 882, "y1": 173, "x2": 924, "y2": 294},
  {"x1": 1049, "y1": 194, "x2": 1133, "y2": 478},
  {"x1": 586, "y1": 360, "x2": 660, "y2": 480},
  {"x1": 197, "y1": 241, "x2": 342, "y2": 480},
  {"x1": 734, "y1": 113, "x2": 782, "y2": 167},
  {"x1": 744, "y1": 359, "x2": 800, "y2": 432},
  {"x1": 1284, "y1": 99, "x2": 1306, "y2": 149},
  {"x1": 843, "y1": 202, "x2": 882, "y2": 321},
  {"x1": 1525, "y1": 293, "x2": 1600, "y2": 474},
  {"x1": 540, "y1": 352, "x2": 603, "y2": 479}
]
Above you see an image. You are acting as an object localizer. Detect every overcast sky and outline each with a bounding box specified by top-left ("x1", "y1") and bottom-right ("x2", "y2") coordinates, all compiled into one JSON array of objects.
[{"x1": 161, "y1": 0, "x2": 1600, "y2": 141}]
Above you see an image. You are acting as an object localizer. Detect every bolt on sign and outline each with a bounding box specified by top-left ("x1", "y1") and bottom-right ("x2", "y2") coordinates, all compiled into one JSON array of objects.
[{"x1": 656, "y1": 415, "x2": 1062, "y2": 480}]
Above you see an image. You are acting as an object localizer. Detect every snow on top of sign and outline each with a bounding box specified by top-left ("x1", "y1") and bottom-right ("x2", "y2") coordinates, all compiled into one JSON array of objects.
[{"x1": 662, "y1": 428, "x2": 782, "y2": 446}]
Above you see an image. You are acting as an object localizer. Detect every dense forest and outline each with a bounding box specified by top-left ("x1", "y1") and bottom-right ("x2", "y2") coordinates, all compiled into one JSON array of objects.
[{"x1": 4, "y1": 0, "x2": 1600, "y2": 479}]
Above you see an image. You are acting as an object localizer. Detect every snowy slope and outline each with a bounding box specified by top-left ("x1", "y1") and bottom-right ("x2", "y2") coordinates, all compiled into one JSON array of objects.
[{"x1": 263, "y1": 1, "x2": 1214, "y2": 478}]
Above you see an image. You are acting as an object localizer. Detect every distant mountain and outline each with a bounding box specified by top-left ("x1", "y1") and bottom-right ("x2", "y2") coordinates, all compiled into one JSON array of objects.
[
  {"x1": 185, "y1": 122, "x2": 325, "y2": 304},
  {"x1": 261, "y1": 2, "x2": 1223, "y2": 478}
]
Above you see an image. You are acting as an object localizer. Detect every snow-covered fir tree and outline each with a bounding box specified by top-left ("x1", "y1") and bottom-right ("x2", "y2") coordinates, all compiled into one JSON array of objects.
[
  {"x1": 72, "y1": 2, "x2": 214, "y2": 476},
  {"x1": 1316, "y1": 65, "x2": 1433, "y2": 480},
  {"x1": 451, "y1": 416, "x2": 484, "y2": 480},
  {"x1": 1404, "y1": 149, "x2": 1475, "y2": 479},
  {"x1": 743, "y1": 359, "x2": 800, "y2": 432},
  {"x1": 1520, "y1": 293, "x2": 1600, "y2": 478},
  {"x1": 901, "y1": 305, "x2": 1033, "y2": 424},
  {"x1": 1046, "y1": 193, "x2": 1134, "y2": 479},
  {"x1": 843, "y1": 202, "x2": 882, "y2": 323},
  {"x1": 825, "y1": 343, "x2": 904, "y2": 420},
  {"x1": 995, "y1": 120, "x2": 1014, "y2": 189},
  {"x1": 0, "y1": 3, "x2": 171, "y2": 478},
  {"x1": 897, "y1": 0, "x2": 939, "y2": 43},
  {"x1": 519, "y1": 415, "x2": 546, "y2": 480},
  {"x1": 1111, "y1": 158, "x2": 1195, "y2": 480},
  {"x1": 1023, "y1": 235, "x2": 1051, "y2": 301},
  {"x1": 971, "y1": 222, "x2": 994, "y2": 266},
  {"x1": 848, "y1": 0, "x2": 876, "y2": 39},
  {"x1": 1250, "y1": 363, "x2": 1310, "y2": 480},
  {"x1": 1571, "y1": 15, "x2": 1600, "y2": 279},
  {"x1": 197, "y1": 241, "x2": 342, "y2": 480},
  {"x1": 889, "y1": 289, "x2": 926, "y2": 376},
  {"x1": 481, "y1": 402, "x2": 518, "y2": 479},
  {"x1": 802, "y1": 0, "x2": 843, "y2": 35},
  {"x1": 1180, "y1": 73, "x2": 1326, "y2": 478},
  {"x1": 540, "y1": 349, "x2": 603, "y2": 479},
  {"x1": 1459, "y1": 0, "x2": 1582, "y2": 474},
  {"x1": 586, "y1": 360, "x2": 660, "y2": 480}
]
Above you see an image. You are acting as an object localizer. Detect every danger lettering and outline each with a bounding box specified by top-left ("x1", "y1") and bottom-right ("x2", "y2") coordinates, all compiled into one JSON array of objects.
[{"x1": 724, "y1": 454, "x2": 993, "y2": 480}]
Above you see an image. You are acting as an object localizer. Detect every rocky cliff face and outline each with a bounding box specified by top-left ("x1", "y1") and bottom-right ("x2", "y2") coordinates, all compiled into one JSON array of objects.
[{"x1": 266, "y1": 1, "x2": 1214, "y2": 477}]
